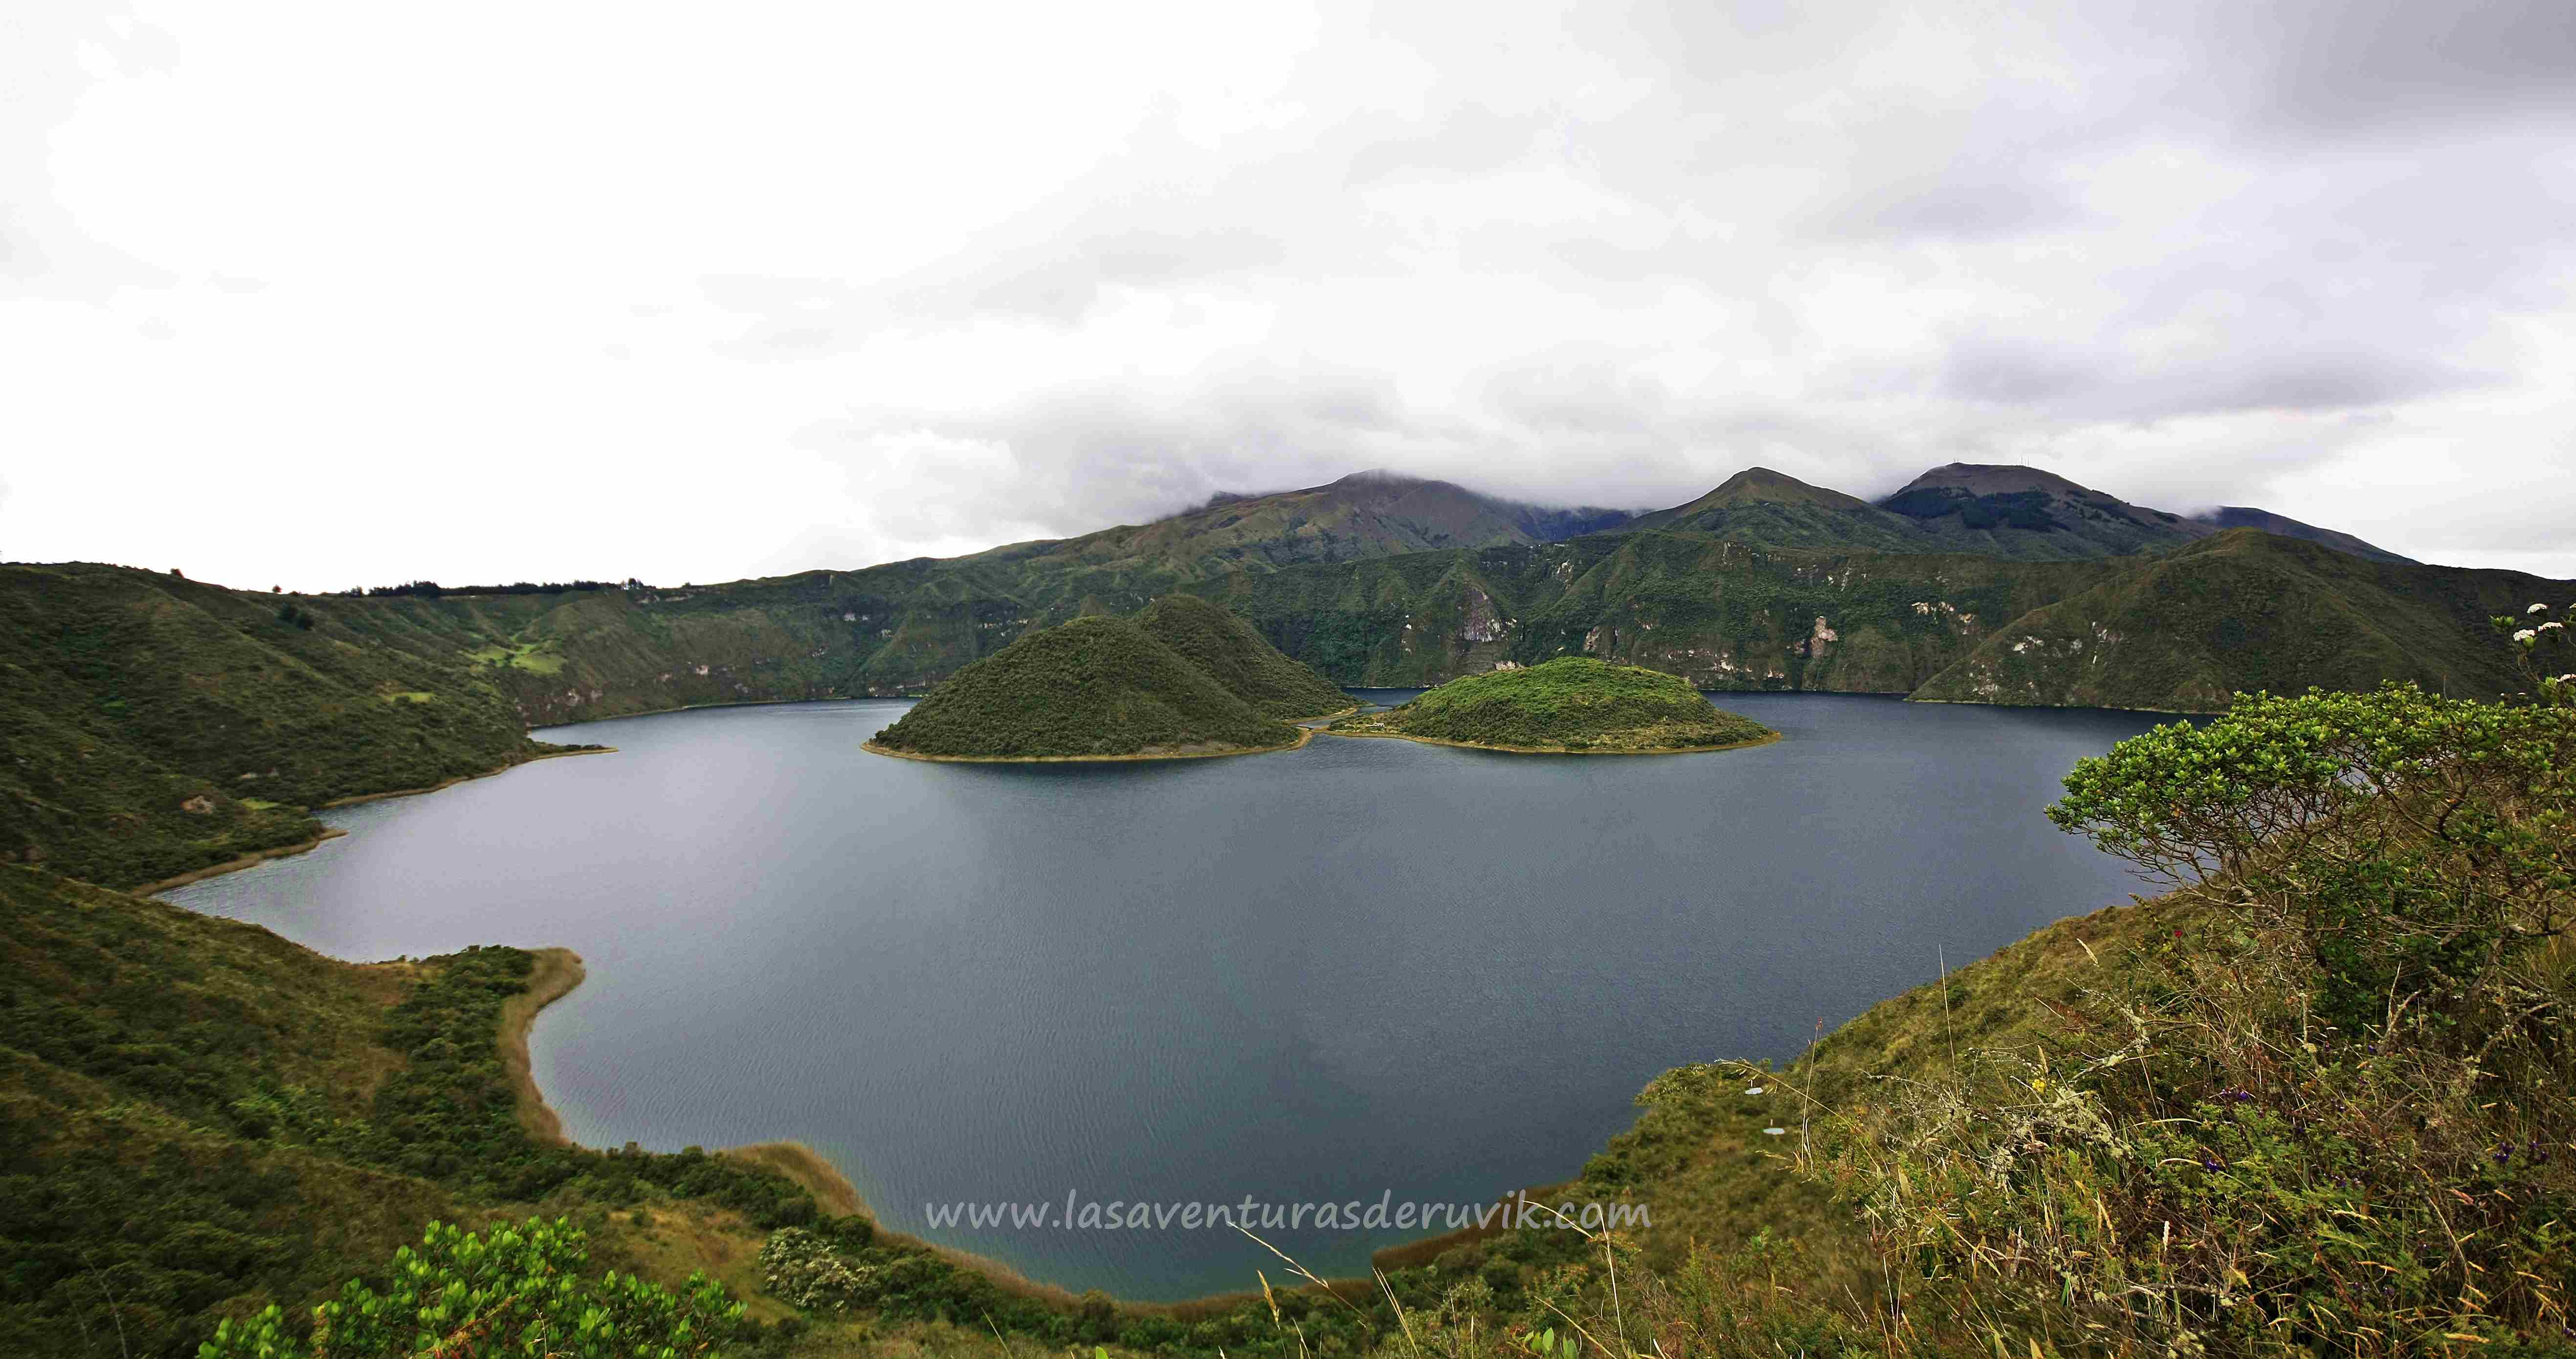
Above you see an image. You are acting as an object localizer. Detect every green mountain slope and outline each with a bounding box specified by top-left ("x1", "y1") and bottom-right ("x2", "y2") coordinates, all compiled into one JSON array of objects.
[
  {"x1": 1333, "y1": 657, "x2": 1774, "y2": 752},
  {"x1": 1622, "y1": 466, "x2": 1934, "y2": 552},
  {"x1": 1911, "y1": 528, "x2": 2560, "y2": 709},
  {"x1": 1188, "y1": 532, "x2": 2123, "y2": 693},
  {"x1": 0, "y1": 866, "x2": 825, "y2": 1357},
  {"x1": 0, "y1": 564, "x2": 550, "y2": 888},
  {"x1": 1135, "y1": 592, "x2": 1351, "y2": 719},
  {"x1": 957, "y1": 469, "x2": 1628, "y2": 590},
  {"x1": 866, "y1": 614, "x2": 1298, "y2": 759},
  {"x1": 1877, "y1": 462, "x2": 2215, "y2": 560},
  {"x1": 2189, "y1": 504, "x2": 2417, "y2": 564}
]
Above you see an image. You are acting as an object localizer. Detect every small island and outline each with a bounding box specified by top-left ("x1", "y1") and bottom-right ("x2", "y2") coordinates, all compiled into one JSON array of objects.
[
  {"x1": 1132, "y1": 592, "x2": 1354, "y2": 723},
  {"x1": 1328, "y1": 656, "x2": 1778, "y2": 754},
  {"x1": 865, "y1": 597, "x2": 1347, "y2": 762}
]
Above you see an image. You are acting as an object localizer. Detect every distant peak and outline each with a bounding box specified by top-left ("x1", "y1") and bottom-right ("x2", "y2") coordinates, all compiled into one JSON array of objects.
[
  {"x1": 1669, "y1": 465, "x2": 1871, "y2": 511},
  {"x1": 1896, "y1": 462, "x2": 2101, "y2": 500},
  {"x1": 1331, "y1": 468, "x2": 1424, "y2": 487}
]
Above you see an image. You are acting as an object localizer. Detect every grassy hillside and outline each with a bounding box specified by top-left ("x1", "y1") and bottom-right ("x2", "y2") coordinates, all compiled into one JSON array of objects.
[
  {"x1": 0, "y1": 865, "x2": 828, "y2": 1357},
  {"x1": 1622, "y1": 466, "x2": 1936, "y2": 553},
  {"x1": 966, "y1": 470, "x2": 1629, "y2": 584},
  {"x1": 1332, "y1": 657, "x2": 1774, "y2": 752},
  {"x1": 0, "y1": 564, "x2": 552, "y2": 889},
  {"x1": 1136, "y1": 593, "x2": 1351, "y2": 720},
  {"x1": 1190, "y1": 532, "x2": 2123, "y2": 693},
  {"x1": 1912, "y1": 529, "x2": 2562, "y2": 709},
  {"x1": 866, "y1": 615, "x2": 1298, "y2": 759},
  {"x1": 2190, "y1": 504, "x2": 2416, "y2": 564}
]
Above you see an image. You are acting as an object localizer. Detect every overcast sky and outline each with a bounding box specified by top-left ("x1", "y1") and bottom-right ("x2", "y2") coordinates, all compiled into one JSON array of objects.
[{"x1": 5, "y1": 1, "x2": 2572, "y2": 589}]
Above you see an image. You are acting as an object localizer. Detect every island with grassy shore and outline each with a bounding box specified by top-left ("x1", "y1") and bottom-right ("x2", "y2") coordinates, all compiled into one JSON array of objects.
[
  {"x1": 1328, "y1": 656, "x2": 1777, "y2": 754},
  {"x1": 865, "y1": 598, "x2": 1349, "y2": 762},
  {"x1": 1134, "y1": 593, "x2": 1356, "y2": 722}
]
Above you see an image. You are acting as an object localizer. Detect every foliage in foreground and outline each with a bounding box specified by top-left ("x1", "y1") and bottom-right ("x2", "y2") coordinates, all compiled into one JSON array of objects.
[
  {"x1": 200, "y1": 1218, "x2": 747, "y2": 1359},
  {"x1": 1332, "y1": 657, "x2": 1774, "y2": 751},
  {"x1": 0, "y1": 870, "x2": 821, "y2": 1357},
  {"x1": 1783, "y1": 669, "x2": 2576, "y2": 1354}
]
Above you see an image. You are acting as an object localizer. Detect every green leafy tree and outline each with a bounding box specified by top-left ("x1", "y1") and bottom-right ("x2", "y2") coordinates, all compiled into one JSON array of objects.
[{"x1": 2047, "y1": 681, "x2": 2573, "y2": 1034}]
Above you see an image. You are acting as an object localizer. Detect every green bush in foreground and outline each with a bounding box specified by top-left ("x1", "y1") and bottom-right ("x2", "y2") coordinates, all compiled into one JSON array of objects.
[
  {"x1": 1791, "y1": 674, "x2": 2575, "y2": 1355},
  {"x1": 200, "y1": 1218, "x2": 745, "y2": 1359}
]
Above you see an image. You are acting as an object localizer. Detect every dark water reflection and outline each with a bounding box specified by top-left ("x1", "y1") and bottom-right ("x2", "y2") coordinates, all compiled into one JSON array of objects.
[{"x1": 168, "y1": 693, "x2": 2163, "y2": 1297}]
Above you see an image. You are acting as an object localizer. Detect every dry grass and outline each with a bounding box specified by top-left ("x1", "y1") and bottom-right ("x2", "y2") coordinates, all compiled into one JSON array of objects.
[{"x1": 723, "y1": 1142, "x2": 867, "y2": 1218}]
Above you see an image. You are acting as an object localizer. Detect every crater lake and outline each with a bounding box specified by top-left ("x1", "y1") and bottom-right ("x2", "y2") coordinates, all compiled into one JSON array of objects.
[{"x1": 165, "y1": 692, "x2": 2164, "y2": 1298}]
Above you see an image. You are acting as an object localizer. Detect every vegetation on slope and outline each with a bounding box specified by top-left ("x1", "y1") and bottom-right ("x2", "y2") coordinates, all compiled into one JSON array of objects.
[
  {"x1": 0, "y1": 866, "x2": 823, "y2": 1356},
  {"x1": 1332, "y1": 657, "x2": 1775, "y2": 752},
  {"x1": 1913, "y1": 528, "x2": 2563, "y2": 710},
  {"x1": 966, "y1": 470, "x2": 1629, "y2": 583},
  {"x1": 1135, "y1": 592, "x2": 1351, "y2": 719},
  {"x1": 200, "y1": 1217, "x2": 749, "y2": 1359},
  {"x1": 0, "y1": 563, "x2": 551, "y2": 889},
  {"x1": 867, "y1": 615, "x2": 1298, "y2": 759},
  {"x1": 1191, "y1": 532, "x2": 2124, "y2": 693},
  {"x1": 1622, "y1": 466, "x2": 1939, "y2": 553},
  {"x1": 2190, "y1": 505, "x2": 2417, "y2": 564}
]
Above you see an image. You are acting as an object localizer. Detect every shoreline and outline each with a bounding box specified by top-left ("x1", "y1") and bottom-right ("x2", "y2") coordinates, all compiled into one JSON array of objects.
[
  {"x1": 531, "y1": 693, "x2": 930, "y2": 729},
  {"x1": 861, "y1": 723, "x2": 1317, "y2": 764},
  {"x1": 138, "y1": 827, "x2": 351, "y2": 895},
  {"x1": 502, "y1": 947, "x2": 588, "y2": 1143},
  {"x1": 318, "y1": 744, "x2": 618, "y2": 809},
  {"x1": 494, "y1": 956, "x2": 1395, "y2": 1316},
  {"x1": 1322, "y1": 727, "x2": 1784, "y2": 757}
]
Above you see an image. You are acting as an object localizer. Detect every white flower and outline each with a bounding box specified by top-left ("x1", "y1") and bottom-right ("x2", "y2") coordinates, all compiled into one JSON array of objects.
[
  {"x1": 2544, "y1": 621, "x2": 2567, "y2": 633},
  {"x1": 2531, "y1": 603, "x2": 2551, "y2": 614},
  {"x1": 2515, "y1": 629, "x2": 2539, "y2": 643}
]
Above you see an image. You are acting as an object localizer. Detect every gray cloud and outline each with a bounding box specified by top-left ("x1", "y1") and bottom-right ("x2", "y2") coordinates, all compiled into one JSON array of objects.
[
  {"x1": 9, "y1": 0, "x2": 2574, "y2": 587},
  {"x1": 1941, "y1": 343, "x2": 2495, "y2": 422},
  {"x1": 2227, "y1": 0, "x2": 2576, "y2": 139}
]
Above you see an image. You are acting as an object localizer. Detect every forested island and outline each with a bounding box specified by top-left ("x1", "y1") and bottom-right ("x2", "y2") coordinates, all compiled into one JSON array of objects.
[
  {"x1": 1328, "y1": 657, "x2": 1777, "y2": 753},
  {"x1": 864, "y1": 596, "x2": 1346, "y2": 761}
]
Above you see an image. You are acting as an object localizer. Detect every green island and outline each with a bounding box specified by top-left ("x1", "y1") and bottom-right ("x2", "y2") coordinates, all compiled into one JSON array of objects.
[
  {"x1": 1328, "y1": 656, "x2": 1777, "y2": 753},
  {"x1": 863, "y1": 596, "x2": 1345, "y2": 762},
  {"x1": 1132, "y1": 592, "x2": 1355, "y2": 722}
]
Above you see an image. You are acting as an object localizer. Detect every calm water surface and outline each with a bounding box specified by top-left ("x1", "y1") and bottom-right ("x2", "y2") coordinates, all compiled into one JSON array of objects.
[{"x1": 168, "y1": 693, "x2": 2162, "y2": 1297}]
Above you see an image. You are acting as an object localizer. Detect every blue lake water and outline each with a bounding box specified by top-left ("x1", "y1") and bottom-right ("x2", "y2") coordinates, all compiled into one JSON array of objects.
[{"x1": 166, "y1": 692, "x2": 2164, "y2": 1298}]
